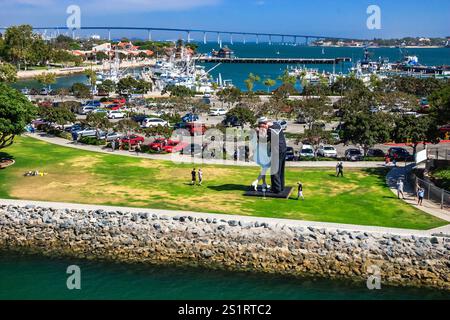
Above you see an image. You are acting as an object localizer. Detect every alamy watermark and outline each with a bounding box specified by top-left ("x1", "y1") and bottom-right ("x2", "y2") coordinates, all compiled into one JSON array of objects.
[
  {"x1": 367, "y1": 5, "x2": 382, "y2": 30},
  {"x1": 66, "y1": 265, "x2": 81, "y2": 290},
  {"x1": 66, "y1": 5, "x2": 81, "y2": 30}
]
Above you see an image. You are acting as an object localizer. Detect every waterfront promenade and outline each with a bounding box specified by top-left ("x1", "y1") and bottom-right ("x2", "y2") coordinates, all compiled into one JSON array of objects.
[{"x1": 16, "y1": 59, "x2": 155, "y2": 80}]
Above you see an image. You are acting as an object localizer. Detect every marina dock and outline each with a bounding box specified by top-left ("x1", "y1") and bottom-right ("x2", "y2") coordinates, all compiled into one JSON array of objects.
[{"x1": 194, "y1": 57, "x2": 351, "y2": 64}]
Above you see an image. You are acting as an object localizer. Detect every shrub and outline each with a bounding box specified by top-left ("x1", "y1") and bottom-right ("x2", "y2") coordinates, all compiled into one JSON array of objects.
[{"x1": 78, "y1": 136, "x2": 104, "y2": 146}]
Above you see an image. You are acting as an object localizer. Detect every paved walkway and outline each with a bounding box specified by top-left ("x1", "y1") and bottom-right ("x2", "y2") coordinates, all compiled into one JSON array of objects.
[
  {"x1": 1, "y1": 198, "x2": 449, "y2": 237},
  {"x1": 26, "y1": 133, "x2": 388, "y2": 168},
  {"x1": 386, "y1": 164, "x2": 450, "y2": 222}
]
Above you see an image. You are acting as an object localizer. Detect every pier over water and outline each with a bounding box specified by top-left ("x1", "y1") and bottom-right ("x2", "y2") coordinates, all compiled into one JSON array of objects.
[{"x1": 194, "y1": 57, "x2": 352, "y2": 64}]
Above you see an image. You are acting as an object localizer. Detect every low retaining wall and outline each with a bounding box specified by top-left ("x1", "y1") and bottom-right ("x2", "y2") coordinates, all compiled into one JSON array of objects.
[{"x1": 1, "y1": 204, "x2": 449, "y2": 290}]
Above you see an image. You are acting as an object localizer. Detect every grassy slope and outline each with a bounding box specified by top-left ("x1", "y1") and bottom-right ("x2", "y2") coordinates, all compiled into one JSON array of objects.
[{"x1": 0, "y1": 136, "x2": 446, "y2": 230}]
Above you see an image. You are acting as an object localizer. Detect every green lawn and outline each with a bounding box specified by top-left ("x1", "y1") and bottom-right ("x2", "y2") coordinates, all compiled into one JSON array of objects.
[{"x1": 0, "y1": 136, "x2": 447, "y2": 230}]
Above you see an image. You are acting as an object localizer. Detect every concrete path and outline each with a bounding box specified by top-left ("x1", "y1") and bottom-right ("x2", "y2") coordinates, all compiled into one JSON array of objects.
[
  {"x1": 1, "y1": 198, "x2": 448, "y2": 237},
  {"x1": 26, "y1": 133, "x2": 388, "y2": 169},
  {"x1": 386, "y1": 164, "x2": 450, "y2": 222}
]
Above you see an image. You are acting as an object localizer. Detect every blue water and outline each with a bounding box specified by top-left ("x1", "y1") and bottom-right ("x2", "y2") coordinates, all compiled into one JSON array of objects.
[
  {"x1": 14, "y1": 44, "x2": 450, "y2": 92},
  {"x1": 1, "y1": 252, "x2": 449, "y2": 300}
]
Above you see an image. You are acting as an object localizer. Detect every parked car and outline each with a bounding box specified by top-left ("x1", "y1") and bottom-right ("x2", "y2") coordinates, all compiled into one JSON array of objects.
[
  {"x1": 345, "y1": 149, "x2": 363, "y2": 161},
  {"x1": 367, "y1": 148, "x2": 385, "y2": 158},
  {"x1": 387, "y1": 147, "x2": 413, "y2": 161},
  {"x1": 439, "y1": 124, "x2": 450, "y2": 133},
  {"x1": 76, "y1": 128, "x2": 100, "y2": 138},
  {"x1": 80, "y1": 106, "x2": 97, "y2": 115},
  {"x1": 174, "y1": 122, "x2": 207, "y2": 136},
  {"x1": 92, "y1": 108, "x2": 108, "y2": 114},
  {"x1": 286, "y1": 147, "x2": 295, "y2": 161},
  {"x1": 40, "y1": 88, "x2": 51, "y2": 95},
  {"x1": 209, "y1": 108, "x2": 227, "y2": 116},
  {"x1": 274, "y1": 120, "x2": 288, "y2": 131},
  {"x1": 84, "y1": 100, "x2": 101, "y2": 107},
  {"x1": 180, "y1": 143, "x2": 203, "y2": 156},
  {"x1": 162, "y1": 140, "x2": 189, "y2": 153},
  {"x1": 67, "y1": 123, "x2": 83, "y2": 133},
  {"x1": 149, "y1": 138, "x2": 170, "y2": 151},
  {"x1": 120, "y1": 135, "x2": 145, "y2": 146},
  {"x1": 99, "y1": 132, "x2": 122, "y2": 142},
  {"x1": 182, "y1": 113, "x2": 200, "y2": 122},
  {"x1": 222, "y1": 115, "x2": 243, "y2": 127},
  {"x1": 131, "y1": 114, "x2": 148, "y2": 125},
  {"x1": 317, "y1": 145, "x2": 338, "y2": 158},
  {"x1": 141, "y1": 118, "x2": 169, "y2": 128},
  {"x1": 108, "y1": 110, "x2": 126, "y2": 119},
  {"x1": 299, "y1": 144, "x2": 315, "y2": 158},
  {"x1": 105, "y1": 104, "x2": 121, "y2": 111},
  {"x1": 21, "y1": 88, "x2": 30, "y2": 95},
  {"x1": 331, "y1": 132, "x2": 341, "y2": 143}
]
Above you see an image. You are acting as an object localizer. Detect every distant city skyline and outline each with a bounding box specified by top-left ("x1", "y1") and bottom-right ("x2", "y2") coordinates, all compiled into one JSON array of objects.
[{"x1": 1, "y1": 0, "x2": 449, "y2": 40}]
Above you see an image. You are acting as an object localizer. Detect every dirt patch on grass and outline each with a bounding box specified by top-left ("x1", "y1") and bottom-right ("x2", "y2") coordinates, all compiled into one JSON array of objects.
[
  {"x1": 10, "y1": 172, "x2": 93, "y2": 202},
  {"x1": 67, "y1": 155, "x2": 103, "y2": 169}
]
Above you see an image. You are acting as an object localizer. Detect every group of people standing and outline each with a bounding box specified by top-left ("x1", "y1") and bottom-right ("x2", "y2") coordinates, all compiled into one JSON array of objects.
[
  {"x1": 191, "y1": 168, "x2": 203, "y2": 186},
  {"x1": 396, "y1": 179, "x2": 425, "y2": 206}
]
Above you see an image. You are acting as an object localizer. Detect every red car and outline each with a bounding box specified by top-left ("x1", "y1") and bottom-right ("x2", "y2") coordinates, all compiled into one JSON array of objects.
[
  {"x1": 113, "y1": 98, "x2": 126, "y2": 105},
  {"x1": 120, "y1": 135, "x2": 145, "y2": 146},
  {"x1": 163, "y1": 140, "x2": 189, "y2": 153},
  {"x1": 149, "y1": 138, "x2": 188, "y2": 153},
  {"x1": 175, "y1": 122, "x2": 207, "y2": 136},
  {"x1": 105, "y1": 104, "x2": 121, "y2": 111},
  {"x1": 439, "y1": 124, "x2": 450, "y2": 133}
]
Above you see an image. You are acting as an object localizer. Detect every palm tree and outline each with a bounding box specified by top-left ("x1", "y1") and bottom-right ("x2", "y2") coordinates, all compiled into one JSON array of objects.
[
  {"x1": 85, "y1": 69, "x2": 97, "y2": 97},
  {"x1": 244, "y1": 73, "x2": 261, "y2": 93},
  {"x1": 263, "y1": 78, "x2": 276, "y2": 94}
]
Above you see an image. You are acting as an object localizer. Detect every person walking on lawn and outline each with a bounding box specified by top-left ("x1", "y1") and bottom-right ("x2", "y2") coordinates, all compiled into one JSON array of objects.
[
  {"x1": 198, "y1": 169, "x2": 203, "y2": 186},
  {"x1": 297, "y1": 182, "x2": 304, "y2": 201},
  {"x1": 336, "y1": 162, "x2": 344, "y2": 177},
  {"x1": 191, "y1": 168, "x2": 197, "y2": 185},
  {"x1": 397, "y1": 179, "x2": 405, "y2": 200}
]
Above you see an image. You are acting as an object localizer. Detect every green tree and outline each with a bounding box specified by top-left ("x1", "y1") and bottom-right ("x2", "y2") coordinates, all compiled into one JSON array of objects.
[
  {"x1": 297, "y1": 96, "x2": 333, "y2": 130},
  {"x1": 162, "y1": 84, "x2": 195, "y2": 98},
  {"x1": 244, "y1": 73, "x2": 260, "y2": 92},
  {"x1": 3, "y1": 25, "x2": 35, "y2": 70},
  {"x1": 0, "y1": 83, "x2": 37, "y2": 149},
  {"x1": 39, "y1": 105, "x2": 76, "y2": 128},
  {"x1": 226, "y1": 106, "x2": 256, "y2": 126},
  {"x1": 85, "y1": 69, "x2": 97, "y2": 95},
  {"x1": 35, "y1": 72, "x2": 56, "y2": 91},
  {"x1": 391, "y1": 115, "x2": 439, "y2": 156},
  {"x1": 98, "y1": 80, "x2": 116, "y2": 95},
  {"x1": 429, "y1": 84, "x2": 450, "y2": 126},
  {"x1": 84, "y1": 112, "x2": 110, "y2": 137},
  {"x1": 277, "y1": 70, "x2": 297, "y2": 86},
  {"x1": 216, "y1": 87, "x2": 242, "y2": 108},
  {"x1": 342, "y1": 111, "x2": 393, "y2": 156},
  {"x1": 0, "y1": 62, "x2": 17, "y2": 83},
  {"x1": 71, "y1": 83, "x2": 91, "y2": 99},
  {"x1": 263, "y1": 78, "x2": 276, "y2": 93}
]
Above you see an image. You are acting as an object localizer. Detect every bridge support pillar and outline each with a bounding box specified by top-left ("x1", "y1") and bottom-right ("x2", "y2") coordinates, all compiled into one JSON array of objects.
[
  {"x1": 108, "y1": 29, "x2": 111, "y2": 41},
  {"x1": 256, "y1": 34, "x2": 259, "y2": 44},
  {"x1": 305, "y1": 36, "x2": 309, "y2": 46},
  {"x1": 203, "y1": 32, "x2": 207, "y2": 44},
  {"x1": 217, "y1": 33, "x2": 220, "y2": 44},
  {"x1": 187, "y1": 31, "x2": 191, "y2": 43},
  {"x1": 269, "y1": 35, "x2": 272, "y2": 45},
  {"x1": 230, "y1": 33, "x2": 233, "y2": 45},
  {"x1": 243, "y1": 34, "x2": 246, "y2": 44},
  {"x1": 148, "y1": 30, "x2": 152, "y2": 41}
]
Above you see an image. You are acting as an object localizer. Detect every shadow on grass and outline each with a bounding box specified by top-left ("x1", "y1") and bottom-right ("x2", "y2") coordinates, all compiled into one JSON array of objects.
[
  {"x1": 207, "y1": 184, "x2": 249, "y2": 192},
  {"x1": 0, "y1": 152, "x2": 14, "y2": 160},
  {"x1": 363, "y1": 168, "x2": 391, "y2": 187}
]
